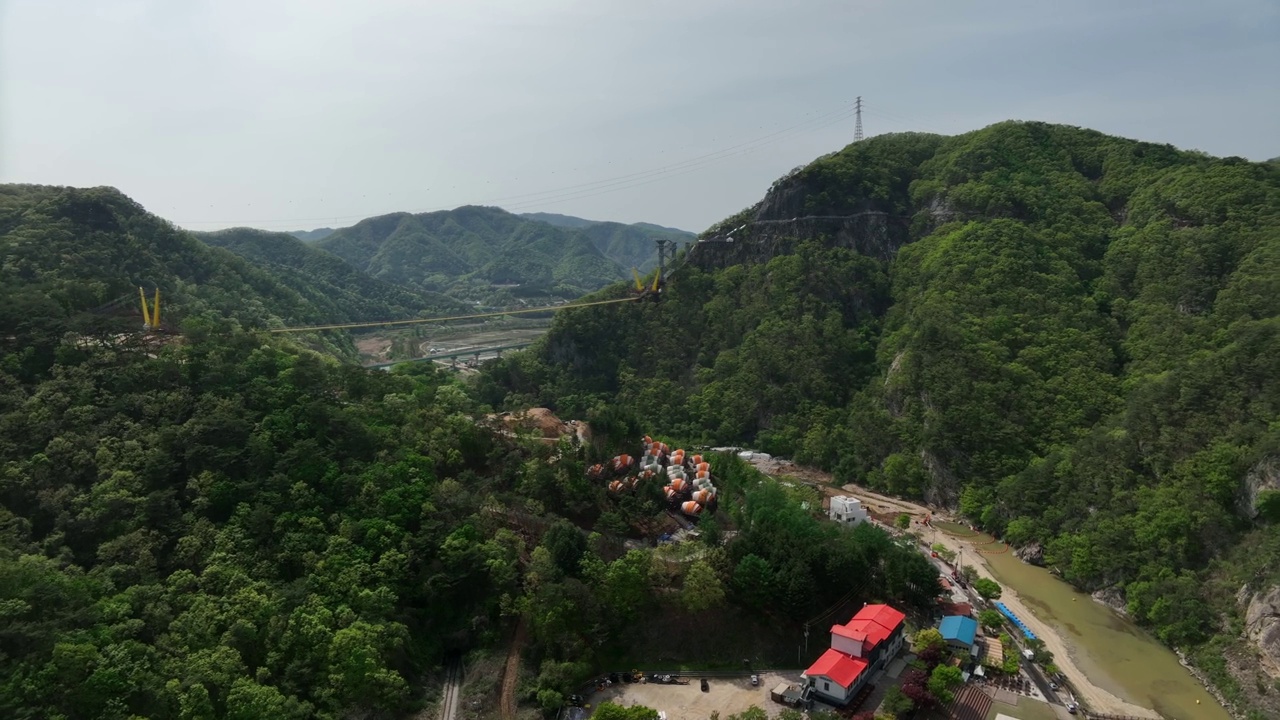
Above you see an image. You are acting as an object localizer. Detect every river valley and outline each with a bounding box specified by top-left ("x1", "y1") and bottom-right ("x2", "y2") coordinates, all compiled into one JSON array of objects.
[{"x1": 969, "y1": 529, "x2": 1232, "y2": 720}]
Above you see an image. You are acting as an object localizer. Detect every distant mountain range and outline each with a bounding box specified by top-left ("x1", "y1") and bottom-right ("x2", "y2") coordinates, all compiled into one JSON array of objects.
[
  {"x1": 0, "y1": 184, "x2": 452, "y2": 353},
  {"x1": 0, "y1": 185, "x2": 691, "y2": 360},
  {"x1": 197, "y1": 227, "x2": 466, "y2": 319},
  {"x1": 518, "y1": 212, "x2": 694, "y2": 273},
  {"x1": 271, "y1": 207, "x2": 695, "y2": 302},
  {"x1": 289, "y1": 227, "x2": 335, "y2": 243}
]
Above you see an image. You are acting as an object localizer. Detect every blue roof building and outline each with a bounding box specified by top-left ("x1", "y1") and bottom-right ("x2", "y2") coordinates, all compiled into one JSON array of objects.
[{"x1": 939, "y1": 615, "x2": 978, "y2": 648}]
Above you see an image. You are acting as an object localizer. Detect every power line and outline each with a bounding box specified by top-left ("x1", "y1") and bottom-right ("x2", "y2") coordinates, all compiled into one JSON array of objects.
[
  {"x1": 498, "y1": 107, "x2": 860, "y2": 212},
  {"x1": 175, "y1": 100, "x2": 863, "y2": 229},
  {"x1": 804, "y1": 585, "x2": 862, "y2": 627},
  {"x1": 490, "y1": 101, "x2": 861, "y2": 206},
  {"x1": 860, "y1": 104, "x2": 951, "y2": 135}
]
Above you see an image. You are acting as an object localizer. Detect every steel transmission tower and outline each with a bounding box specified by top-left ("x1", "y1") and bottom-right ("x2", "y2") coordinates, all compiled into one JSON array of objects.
[{"x1": 854, "y1": 96, "x2": 863, "y2": 142}]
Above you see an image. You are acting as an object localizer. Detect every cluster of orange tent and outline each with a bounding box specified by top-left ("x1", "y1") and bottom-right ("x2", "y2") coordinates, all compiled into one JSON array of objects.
[{"x1": 587, "y1": 437, "x2": 719, "y2": 519}]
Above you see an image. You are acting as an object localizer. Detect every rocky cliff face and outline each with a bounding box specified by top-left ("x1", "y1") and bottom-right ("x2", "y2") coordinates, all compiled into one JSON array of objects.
[
  {"x1": 1015, "y1": 542, "x2": 1045, "y2": 566},
  {"x1": 1091, "y1": 587, "x2": 1129, "y2": 616},
  {"x1": 687, "y1": 179, "x2": 915, "y2": 272},
  {"x1": 1245, "y1": 586, "x2": 1280, "y2": 676},
  {"x1": 1240, "y1": 456, "x2": 1280, "y2": 519}
]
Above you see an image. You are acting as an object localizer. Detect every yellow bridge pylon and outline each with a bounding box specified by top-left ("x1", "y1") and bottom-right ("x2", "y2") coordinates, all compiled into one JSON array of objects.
[{"x1": 138, "y1": 287, "x2": 161, "y2": 331}]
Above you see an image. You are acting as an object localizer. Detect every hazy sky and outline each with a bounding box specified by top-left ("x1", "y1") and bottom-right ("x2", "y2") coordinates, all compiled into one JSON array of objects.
[{"x1": 2, "y1": 1, "x2": 1277, "y2": 233}]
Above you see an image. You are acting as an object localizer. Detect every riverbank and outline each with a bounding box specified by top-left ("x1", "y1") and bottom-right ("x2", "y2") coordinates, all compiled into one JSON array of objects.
[
  {"x1": 920, "y1": 522, "x2": 1160, "y2": 719},
  {"x1": 745, "y1": 458, "x2": 1162, "y2": 718}
]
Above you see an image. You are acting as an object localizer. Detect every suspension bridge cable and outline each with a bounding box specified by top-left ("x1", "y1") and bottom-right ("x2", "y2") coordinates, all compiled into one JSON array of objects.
[
  {"x1": 267, "y1": 296, "x2": 639, "y2": 334},
  {"x1": 861, "y1": 104, "x2": 952, "y2": 135},
  {"x1": 175, "y1": 101, "x2": 862, "y2": 229},
  {"x1": 494, "y1": 103, "x2": 861, "y2": 205},
  {"x1": 499, "y1": 109, "x2": 860, "y2": 212}
]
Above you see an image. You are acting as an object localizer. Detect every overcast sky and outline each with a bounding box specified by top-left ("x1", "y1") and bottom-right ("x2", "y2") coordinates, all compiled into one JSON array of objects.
[{"x1": 2, "y1": 0, "x2": 1276, "y2": 233}]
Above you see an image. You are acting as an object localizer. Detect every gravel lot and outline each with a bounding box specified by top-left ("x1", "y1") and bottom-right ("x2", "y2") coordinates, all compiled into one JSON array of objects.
[{"x1": 587, "y1": 672, "x2": 802, "y2": 720}]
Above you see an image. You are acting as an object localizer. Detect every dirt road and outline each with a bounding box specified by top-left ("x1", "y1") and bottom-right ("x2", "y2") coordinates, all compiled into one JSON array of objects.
[
  {"x1": 500, "y1": 618, "x2": 527, "y2": 720},
  {"x1": 746, "y1": 458, "x2": 1160, "y2": 719}
]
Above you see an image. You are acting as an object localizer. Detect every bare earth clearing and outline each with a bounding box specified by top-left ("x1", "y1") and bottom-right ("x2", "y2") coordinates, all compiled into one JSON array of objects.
[
  {"x1": 592, "y1": 673, "x2": 799, "y2": 720},
  {"x1": 745, "y1": 458, "x2": 1159, "y2": 719}
]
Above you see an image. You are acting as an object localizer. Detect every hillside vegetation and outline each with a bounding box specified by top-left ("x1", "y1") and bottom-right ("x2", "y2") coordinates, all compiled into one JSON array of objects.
[
  {"x1": 519, "y1": 212, "x2": 694, "y2": 272},
  {"x1": 480, "y1": 122, "x2": 1280, "y2": 715},
  {"x1": 0, "y1": 185, "x2": 406, "y2": 362},
  {"x1": 315, "y1": 206, "x2": 630, "y2": 302},
  {"x1": 0, "y1": 184, "x2": 938, "y2": 718},
  {"x1": 198, "y1": 227, "x2": 467, "y2": 320}
]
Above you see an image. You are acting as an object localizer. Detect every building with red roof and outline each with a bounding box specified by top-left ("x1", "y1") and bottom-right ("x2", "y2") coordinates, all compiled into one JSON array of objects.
[{"x1": 803, "y1": 603, "x2": 907, "y2": 705}]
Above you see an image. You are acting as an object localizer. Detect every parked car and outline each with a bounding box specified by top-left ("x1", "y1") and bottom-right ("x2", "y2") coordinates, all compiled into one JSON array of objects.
[{"x1": 750, "y1": 674, "x2": 759, "y2": 686}]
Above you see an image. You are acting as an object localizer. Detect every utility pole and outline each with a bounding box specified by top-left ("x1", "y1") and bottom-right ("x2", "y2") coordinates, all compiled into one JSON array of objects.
[{"x1": 854, "y1": 96, "x2": 863, "y2": 142}]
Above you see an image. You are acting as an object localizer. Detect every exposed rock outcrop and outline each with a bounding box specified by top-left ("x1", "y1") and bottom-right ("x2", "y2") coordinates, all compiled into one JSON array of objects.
[
  {"x1": 1245, "y1": 585, "x2": 1280, "y2": 676},
  {"x1": 1015, "y1": 542, "x2": 1045, "y2": 566},
  {"x1": 487, "y1": 408, "x2": 590, "y2": 445},
  {"x1": 920, "y1": 449, "x2": 961, "y2": 507},
  {"x1": 1239, "y1": 455, "x2": 1280, "y2": 519},
  {"x1": 1091, "y1": 587, "x2": 1129, "y2": 617},
  {"x1": 686, "y1": 161, "x2": 915, "y2": 272},
  {"x1": 883, "y1": 351, "x2": 909, "y2": 419}
]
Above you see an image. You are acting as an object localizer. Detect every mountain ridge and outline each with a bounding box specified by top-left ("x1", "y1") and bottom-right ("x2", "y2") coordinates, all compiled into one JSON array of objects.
[
  {"x1": 196, "y1": 226, "x2": 468, "y2": 319},
  {"x1": 288, "y1": 227, "x2": 335, "y2": 243},
  {"x1": 314, "y1": 205, "x2": 630, "y2": 301},
  {"x1": 0, "y1": 183, "x2": 402, "y2": 365},
  {"x1": 518, "y1": 211, "x2": 695, "y2": 273}
]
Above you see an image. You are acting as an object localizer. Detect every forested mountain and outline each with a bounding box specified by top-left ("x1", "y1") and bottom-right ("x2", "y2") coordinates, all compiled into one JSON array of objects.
[
  {"x1": 197, "y1": 227, "x2": 466, "y2": 319},
  {"x1": 0, "y1": 184, "x2": 403, "y2": 360},
  {"x1": 480, "y1": 122, "x2": 1280, "y2": 716},
  {"x1": 288, "y1": 227, "x2": 335, "y2": 243},
  {"x1": 314, "y1": 206, "x2": 628, "y2": 300},
  {"x1": 519, "y1": 212, "x2": 695, "y2": 272},
  {"x1": 0, "y1": 183, "x2": 939, "y2": 718}
]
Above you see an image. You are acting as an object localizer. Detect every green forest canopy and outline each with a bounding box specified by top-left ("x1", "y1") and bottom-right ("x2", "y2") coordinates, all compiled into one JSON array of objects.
[
  {"x1": 0, "y1": 182, "x2": 938, "y2": 718},
  {"x1": 479, "y1": 121, "x2": 1280, "y2": 694},
  {"x1": 314, "y1": 206, "x2": 634, "y2": 301}
]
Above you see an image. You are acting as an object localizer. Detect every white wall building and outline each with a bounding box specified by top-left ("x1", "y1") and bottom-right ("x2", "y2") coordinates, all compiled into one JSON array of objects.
[{"x1": 829, "y1": 496, "x2": 868, "y2": 527}]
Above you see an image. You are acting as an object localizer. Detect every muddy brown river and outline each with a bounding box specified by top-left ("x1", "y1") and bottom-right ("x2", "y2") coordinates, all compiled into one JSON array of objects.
[{"x1": 937, "y1": 522, "x2": 1231, "y2": 720}]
